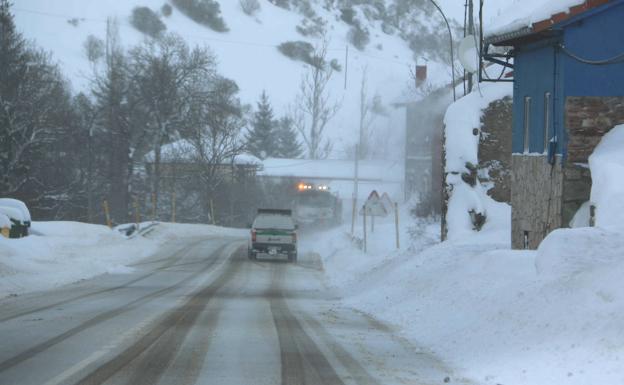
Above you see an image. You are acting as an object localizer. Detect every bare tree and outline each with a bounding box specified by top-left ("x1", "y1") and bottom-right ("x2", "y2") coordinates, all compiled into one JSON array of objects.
[
  {"x1": 292, "y1": 41, "x2": 341, "y2": 159},
  {"x1": 129, "y1": 34, "x2": 216, "y2": 205},
  {"x1": 185, "y1": 76, "x2": 246, "y2": 222}
]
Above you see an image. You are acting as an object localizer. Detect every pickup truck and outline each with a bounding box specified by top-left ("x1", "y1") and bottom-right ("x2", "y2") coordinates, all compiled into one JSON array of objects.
[{"x1": 248, "y1": 209, "x2": 298, "y2": 262}]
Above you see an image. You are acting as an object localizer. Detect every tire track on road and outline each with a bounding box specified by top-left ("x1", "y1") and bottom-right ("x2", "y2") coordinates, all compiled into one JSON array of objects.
[
  {"x1": 301, "y1": 314, "x2": 379, "y2": 385},
  {"x1": 269, "y1": 266, "x2": 345, "y2": 385},
  {"x1": 75, "y1": 246, "x2": 245, "y2": 385},
  {"x1": 0, "y1": 239, "x2": 207, "y2": 323},
  {"x1": 0, "y1": 243, "x2": 229, "y2": 374}
]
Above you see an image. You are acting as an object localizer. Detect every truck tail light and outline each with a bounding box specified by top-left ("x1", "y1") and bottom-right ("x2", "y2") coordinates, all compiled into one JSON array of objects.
[
  {"x1": 292, "y1": 232, "x2": 297, "y2": 243},
  {"x1": 251, "y1": 229, "x2": 256, "y2": 242}
]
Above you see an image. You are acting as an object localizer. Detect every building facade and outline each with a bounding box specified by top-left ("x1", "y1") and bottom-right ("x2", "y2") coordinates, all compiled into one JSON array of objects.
[{"x1": 487, "y1": 0, "x2": 624, "y2": 249}]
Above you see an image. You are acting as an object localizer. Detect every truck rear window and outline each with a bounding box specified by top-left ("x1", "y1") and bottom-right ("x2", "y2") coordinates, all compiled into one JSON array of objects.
[{"x1": 253, "y1": 215, "x2": 295, "y2": 230}]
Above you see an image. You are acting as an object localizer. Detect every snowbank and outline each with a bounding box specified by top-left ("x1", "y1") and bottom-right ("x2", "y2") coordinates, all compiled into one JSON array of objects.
[
  {"x1": 321, "y1": 218, "x2": 624, "y2": 384},
  {"x1": 317, "y1": 120, "x2": 624, "y2": 385},
  {"x1": 588, "y1": 124, "x2": 624, "y2": 229},
  {"x1": 443, "y1": 82, "x2": 513, "y2": 240},
  {"x1": 0, "y1": 221, "x2": 246, "y2": 298},
  {"x1": 0, "y1": 198, "x2": 31, "y2": 222}
]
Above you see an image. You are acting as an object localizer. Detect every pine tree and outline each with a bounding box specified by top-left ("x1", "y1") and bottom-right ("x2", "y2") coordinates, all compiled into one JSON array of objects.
[
  {"x1": 245, "y1": 90, "x2": 276, "y2": 159},
  {"x1": 275, "y1": 116, "x2": 302, "y2": 158}
]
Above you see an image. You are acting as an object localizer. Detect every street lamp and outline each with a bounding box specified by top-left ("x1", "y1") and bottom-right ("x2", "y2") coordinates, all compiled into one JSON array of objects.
[{"x1": 428, "y1": 0, "x2": 456, "y2": 101}]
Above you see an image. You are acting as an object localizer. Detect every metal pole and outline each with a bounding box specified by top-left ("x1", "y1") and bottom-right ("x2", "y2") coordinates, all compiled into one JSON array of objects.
[
  {"x1": 362, "y1": 205, "x2": 367, "y2": 253},
  {"x1": 428, "y1": 0, "x2": 456, "y2": 101},
  {"x1": 344, "y1": 45, "x2": 349, "y2": 90},
  {"x1": 351, "y1": 144, "x2": 359, "y2": 235},
  {"x1": 467, "y1": 0, "x2": 475, "y2": 93},
  {"x1": 395, "y1": 202, "x2": 400, "y2": 249},
  {"x1": 479, "y1": 0, "x2": 484, "y2": 83}
]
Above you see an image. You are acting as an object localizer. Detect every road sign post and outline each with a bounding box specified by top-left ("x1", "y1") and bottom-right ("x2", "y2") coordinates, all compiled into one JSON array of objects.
[
  {"x1": 395, "y1": 202, "x2": 400, "y2": 249},
  {"x1": 362, "y1": 205, "x2": 367, "y2": 253}
]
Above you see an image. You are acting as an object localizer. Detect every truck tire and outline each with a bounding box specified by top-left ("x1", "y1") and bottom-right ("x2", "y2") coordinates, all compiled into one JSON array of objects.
[
  {"x1": 248, "y1": 249, "x2": 256, "y2": 260},
  {"x1": 288, "y1": 252, "x2": 297, "y2": 263}
]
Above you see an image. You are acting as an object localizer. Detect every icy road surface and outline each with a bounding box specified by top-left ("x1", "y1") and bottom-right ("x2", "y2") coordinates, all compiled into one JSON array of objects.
[{"x1": 0, "y1": 235, "x2": 455, "y2": 385}]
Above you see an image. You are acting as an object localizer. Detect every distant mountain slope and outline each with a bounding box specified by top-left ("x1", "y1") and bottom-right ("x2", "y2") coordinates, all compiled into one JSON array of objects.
[{"x1": 12, "y1": 0, "x2": 512, "y2": 159}]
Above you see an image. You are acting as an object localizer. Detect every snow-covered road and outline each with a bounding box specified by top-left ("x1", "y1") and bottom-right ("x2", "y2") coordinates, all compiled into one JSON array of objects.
[{"x1": 0, "y1": 234, "x2": 459, "y2": 385}]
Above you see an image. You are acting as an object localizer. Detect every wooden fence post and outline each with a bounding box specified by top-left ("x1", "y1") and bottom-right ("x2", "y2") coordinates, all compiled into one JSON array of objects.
[
  {"x1": 133, "y1": 196, "x2": 141, "y2": 227},
  {"x1": 171, "y1": 192, "x2": 176, "y2": 223},
  {"x1": 102, "y1": 200, "x2": 112, "y2": 228}
]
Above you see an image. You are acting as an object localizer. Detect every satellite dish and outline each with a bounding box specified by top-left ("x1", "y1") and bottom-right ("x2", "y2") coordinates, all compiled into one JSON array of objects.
[{"x1": 458, "y1": 35, "x2": 479, "y2": 73}]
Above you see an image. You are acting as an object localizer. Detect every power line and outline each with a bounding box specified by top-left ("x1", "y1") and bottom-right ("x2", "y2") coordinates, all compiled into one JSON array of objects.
[
  {"x1": 12, "y1": 7, "x2": 413, "y2": 67},
  {"x1": 559, "y1": 44, "x2": 624, "y2": 65}
]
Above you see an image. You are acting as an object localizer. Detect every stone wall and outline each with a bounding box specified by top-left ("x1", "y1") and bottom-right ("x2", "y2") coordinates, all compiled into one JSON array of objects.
[
  {"x1": 566, "y1": 97, "x2": 624, "y2": 163},
  {"x1": 479, "y1": 96, "x2": 513, "y2": 203},
  {"x1": 511, "y1": 155, "x2": 563, "y2": 249},
  {"x1": 511, "y1": 97, "x2": 624, "y2": 249},
  {"x1": 563, "y1": 96, "x2": 624, "y2": 225}
]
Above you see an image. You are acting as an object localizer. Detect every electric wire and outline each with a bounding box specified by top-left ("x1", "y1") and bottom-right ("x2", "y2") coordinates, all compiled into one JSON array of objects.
[
  {"x1": 12, "y1": 7, "x2": 413, "y2": 67},
  {"x1": 558, "y1": 44, "x2": 624, "y2": 65}
]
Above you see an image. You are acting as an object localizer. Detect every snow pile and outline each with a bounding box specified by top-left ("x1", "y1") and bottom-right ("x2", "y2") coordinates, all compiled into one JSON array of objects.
[
  {"x1": 443, "y1": 82, "x2": 512, "y2": 240},
  {"x1": 316, "y1": 122, "x2": 624, "y2": 385},
  {"x1": 536, "y1": 124, "x2": 624, "y2": 280},
  {"x1": 588, "y1": 124, "x2": 624, "y2": 229},
  {"x1": 487, "y1": 0, "x2": 586, "y2": 37},
  {"x1": 0, "y1": 221, "x2": 246, "y2": 298},
  {"x1": 0, "y1": 198, "x2": 31, "y2": 223}
]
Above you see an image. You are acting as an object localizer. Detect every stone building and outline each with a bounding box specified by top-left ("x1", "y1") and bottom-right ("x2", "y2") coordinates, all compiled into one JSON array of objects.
[{"x1": 485, "y1": 0, "x2": 624, "y2": 249}]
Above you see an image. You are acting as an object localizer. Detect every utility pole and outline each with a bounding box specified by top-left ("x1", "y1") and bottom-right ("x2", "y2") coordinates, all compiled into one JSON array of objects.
[
  {"x1": 344, "y1": 45, "x2": 349, "y2": 90},
  {"x1": 351, "y1": 144, "x2": 359, "y2": 235},
  {"x1": 428, "y1": 0, "x2": 456, "y2": 101},
  {"x1": 467, "y1": 0, "x2": 475, "y2": 93}
]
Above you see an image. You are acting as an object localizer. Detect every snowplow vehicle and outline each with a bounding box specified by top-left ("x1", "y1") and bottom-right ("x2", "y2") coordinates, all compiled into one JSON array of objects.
[
  {"x1": 248, "y1": 209, "x2": 298, "y2": 262},
  {"x1": 293, "y1": 182, "x2": 342, "y2": 228}
]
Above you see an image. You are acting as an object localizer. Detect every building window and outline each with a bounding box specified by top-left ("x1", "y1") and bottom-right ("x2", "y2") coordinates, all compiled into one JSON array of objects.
[
  {"x1": 524, "y1": 96, "x2": 531, "y2": 153},
  {"x1": 544, "y1": 92, "x2": 551, "y2": 153}
]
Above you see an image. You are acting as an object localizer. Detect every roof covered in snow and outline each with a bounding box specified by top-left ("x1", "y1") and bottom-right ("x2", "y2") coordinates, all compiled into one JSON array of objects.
[
  {"x1": 486, "y1": 0, "x2": 614, "y2": 44},
  {"x1": 144, "y1": 139, "x2": 262, "y2": 166},
  {"x1": 258, "y1": 158, "x2": 403, "y2": 183}
]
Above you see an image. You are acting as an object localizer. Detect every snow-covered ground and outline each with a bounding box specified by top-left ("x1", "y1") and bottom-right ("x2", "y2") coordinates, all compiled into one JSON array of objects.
[
  {"x1": 0, "y1": 221, "x2": 246, "y2": 298},
  {"x1": 307, "y1": 126, "x2": 624, "y2": 385}
]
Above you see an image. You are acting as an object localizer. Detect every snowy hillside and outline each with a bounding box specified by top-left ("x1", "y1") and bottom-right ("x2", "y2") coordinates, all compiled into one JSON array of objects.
[{"x1": 12, "y1": 0, "x2": 446, "y2": 159}]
